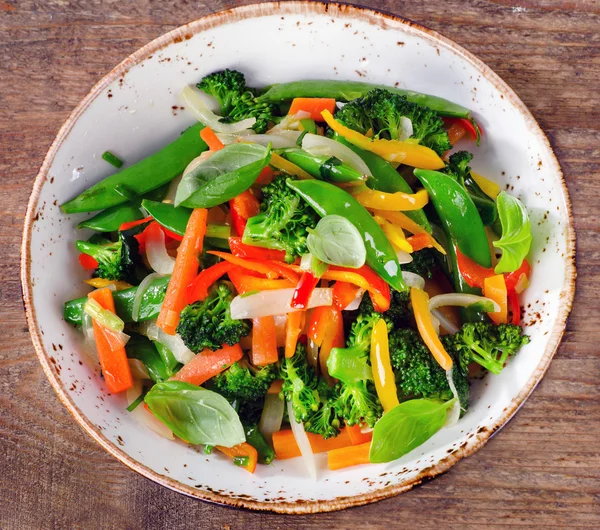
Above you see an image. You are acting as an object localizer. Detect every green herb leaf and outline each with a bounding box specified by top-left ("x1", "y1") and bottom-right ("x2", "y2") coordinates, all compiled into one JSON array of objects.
[
  {"x1": 307, "y1": 214, "x2": 366, "y2": 268},
  {"x1": 175, "y1": 143, "x2": 271, "y2": 208},
  {"x1": 492, "y1": 191, "x2": 532, "y2": 274},
  {"x1": 369, "y1": 398, "x2": 454, "y2": 463},
  {"x1": 144, "y1": 381, "x2": 245, "y2": 446}
]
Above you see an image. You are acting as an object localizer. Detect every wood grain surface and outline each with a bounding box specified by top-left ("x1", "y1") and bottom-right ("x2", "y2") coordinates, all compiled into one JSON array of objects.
[{"x1": 1, "y1": 0, "x2": 599, "y2": 528}]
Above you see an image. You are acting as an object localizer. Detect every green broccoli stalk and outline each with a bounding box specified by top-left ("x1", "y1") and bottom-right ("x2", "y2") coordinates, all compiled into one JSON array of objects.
[
  {"x1": 176, "y1": 282, "x2": 250, "y2": 352},
  {"x1": 242, "y1": 175, "x2": 319, "y2": 263},
  {"x1": 280, "y1": 343, "x2": 320, "y2": 422},
  {"x1": 327, "y1": 312, "x2": 383, "y2": 427},
  {"x1": 336, "y1": 88, "x2": 452, "y2": 155},
  {"x1": 211, "y1": 359, "x2": 278, "y2": 401},
  {"x1": 197, "y1": 69, "x2": 277, "y2": 133},
  {"x1": 389, "y1": 328, "x2": 469, "y2": 413},
  {"x1": 442, "y1": 322, "x2": 530, "y2": 375},
  {"x1": 303, "y1": 379, "x2": 342, "y2": 440}
]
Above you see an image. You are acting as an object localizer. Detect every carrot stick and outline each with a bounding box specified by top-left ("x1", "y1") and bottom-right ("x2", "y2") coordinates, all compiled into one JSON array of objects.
[
  {"x1": 327, "y1": 442, "x2": 371, "y2": 470},
  {"x1": 285, "y1": 311, "x2": 305, "y2": 358},
  {"x1": 318, "y1": 308, "x2": 344, "y2": 382},
  {"x1": 207, "y1": 251, "x2": 279, "y2": 279},
  {"x1": 307, "y1": 306, "x2": 331, "y2": 346},
  {"x1": 273, "y1": 427, "x2": 353, "y2": 460},
  {"x1": 216, "y1": 442, "x2": 258, "y2": 473},
  {"x1": 200, "y1": 126, "x2": 224, "y2": 151},
  {"x1": 88, "y1": 288, "x2": 133, "y2": 394},
  {"x1": 157, "y1": 208, "x2": 208, "y2": 335},
  {"x1": 345, "y1": 424, "x2": 373, "y2": 446},
  {"x1": 170, "y1": 343, "x2": 243, "y2": 385},
  {"x1": 267, "y1": 379, "x2": 283, "y2": 395},
  {"x1": 187, "y1": 261, "x2": 235, "y2": 304},
  {"x1": 289, "y1": 98, "x2": 336, "y2": 121},
  {"x1": 251, "y1": 316, "x2": 279, "y2": 366}
]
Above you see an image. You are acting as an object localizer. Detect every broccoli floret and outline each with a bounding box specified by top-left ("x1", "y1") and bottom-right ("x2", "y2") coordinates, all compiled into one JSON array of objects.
[
  {"x1": 304, "y1": 379, "x2": 342, "y2": 439},
  {"x1": 211, "y1": 360, "x2": 278, "y2": 401},
  {"x1": 176, "y1": 282, "x2": 250, "y2": 352},
  {"x1": 357, "y1": 288, "x2": 414, "y2": 329},
  {"x1": 442, "y1": 322, "x2": 530, "y2": 375},
  {"x1": 402, "y1": 248, "x2": 438, "y2": 279},
  {"x1": 336, "y1": 89, "x2": 451, "y2": 155},
  {"x1": 76, "y1": 230, "x2": 139, "y2": 283},
  {"x1": 197, "y1": 69, "x2": 277, "y2": 133},
  {"x1": 280, "y1": 343, "x2": 319, "y2": 422},
  {"x1": 389, "y1": 328, "x2": 469, "y2": 413},
  {"x1": 327, "y1": 312, "x2": 383, "y2": 427},
  {"x1": 443, "y1": 150, "x2": 473, "y2": 182},
  {"x1": 243, "y1": 175, "x2": 319, "y2": 263}
]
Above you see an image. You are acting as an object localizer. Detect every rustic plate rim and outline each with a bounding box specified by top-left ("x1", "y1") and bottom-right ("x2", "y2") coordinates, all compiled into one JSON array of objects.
[{"x1": 20, "y1": 1, "x2": 576, "y2": 514}]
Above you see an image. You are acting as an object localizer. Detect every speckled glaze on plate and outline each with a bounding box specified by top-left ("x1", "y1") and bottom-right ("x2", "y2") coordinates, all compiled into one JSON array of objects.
[{"x1": 21, "y1": 2, "x2": 575, "y2": 513}]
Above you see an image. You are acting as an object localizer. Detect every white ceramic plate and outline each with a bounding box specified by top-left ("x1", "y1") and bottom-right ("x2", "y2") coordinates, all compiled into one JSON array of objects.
[{"x1": 21, "y1": 2, "x2": 575, "y2": 513}]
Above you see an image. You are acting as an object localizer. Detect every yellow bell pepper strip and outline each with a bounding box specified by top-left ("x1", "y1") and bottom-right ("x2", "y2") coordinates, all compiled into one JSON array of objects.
[
  {"x1": 372, "y1": 210, "x2": 447, "y2": 254},
  {"x1": 483, "y1": 274, "x2": 508, "y2": 324},
  {"x1": 410, "y1": 287, "x2": 453, "y2": 371},
  {"x1": 321, "y1": 109, "x2": 445, "y2": 170},
  {"x1": 370, "y1": 319, "x2": 399, "y2": 413},
  {"x1": 373, "y1": 215, "x2": 414, "y2": 253},
  {"x1": 84, "y1": 278, "x2": 132, "y2": 291},
  {"x1": 269, "y1": 152, "x2": 313, "y2": 180},
  {"x1": 351, "y1": 186, "x2": 429, "y2": 212},
  {"x1": 471, "y1": 171, "x2": 501, "y2": 200}
]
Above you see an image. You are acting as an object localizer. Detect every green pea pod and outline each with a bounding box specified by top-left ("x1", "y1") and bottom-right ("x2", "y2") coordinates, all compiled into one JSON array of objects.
[
  {"x1": 63, "y1": 275, "x2": 170, "y2": 326},
  {"x1": 153, "y1": 341, "x2": 180, "y2": 376},
  {"x1": 286, "y1": 179, "x2": 405, "y2": 292},
  {"x1": 126, "y1": 334, "x2": 171, "y2": 382},
  {"x1": 337, "y1": 138, "x2": 431, "y2": 232},
  {"x1": 282, "y1": 149, "x2": 365, "y2": 183},
  {"x1": 258, "y1": 80, "x2": 471, "y2": 118},
  {"x1": 61, "y1": 123, "x2": 207, "y2": 213},
  {"x1": 79, "y1": 183, "x2": 171, "y2": 232},
  {"x1": 244, "y1": 424, "x2": 275, "y2": 465},
  {"x1": 414, "y1": 169, "x2": 491, "y2": 268}
]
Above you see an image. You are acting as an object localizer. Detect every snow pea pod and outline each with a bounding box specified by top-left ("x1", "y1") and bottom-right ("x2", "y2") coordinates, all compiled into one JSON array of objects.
[
  {"x1": 286, "y1": 179, "x2": 406, "y2": 292},
  {"x1": 244, "y1": 424, "x2": 275, "y2": 465},
  {"x1": 258, "y1": 80, "x2": 471, "y2": 118},
  {"x1": 126, "y1": 334, "x2": 171, "y2": 382},
  {"x1": 281, "y1": 149, "x2": 365, "y2": 183},
  {"x1": 61, "y1": 123, "x2": 207, "y2": 213},
  {"x1": 64, "y1": 275, "x2": 170, "y2": 325}
]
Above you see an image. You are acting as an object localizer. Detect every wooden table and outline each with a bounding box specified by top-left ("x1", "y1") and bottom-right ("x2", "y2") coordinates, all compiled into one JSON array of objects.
[{"x1": 2, "y1": 1, "x2": 598, "y2": 528}]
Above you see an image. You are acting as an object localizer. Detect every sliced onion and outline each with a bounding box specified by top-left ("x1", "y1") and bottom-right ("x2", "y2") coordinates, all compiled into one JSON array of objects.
[
  {"x1": 306, "y1": 338, "x2": 319, "y2": 368},
  {"x1": 286, "y1": 400, "x2": 317, "y2": 480},
  {"x1": 396, "y1": 249, "x2": 413, "y2": 265},
  {"x1": 444, "y1": 368, "x2": 461, "y2": 427},
  {"x1": 81, "y1": 312, "x2": 99, "y2": 367},
  {"x1": 180, "y1": 85, "x2": 256, "y2": 133},
  {"x1": 162, "y1": 174, "x2": 183, "y2": 204},
  {"x1": 230, "y1": 288, "x2": 333, "y2": 320},
  {"x1": 132, "y1": 273, "x2": 164, "y2": 322},
  {"x1": 126, "y1": 378, "x2": 143, "y2": 407},
  {"x1": 258, "y1": 393, "x2": 284, "y2": 445},
  {"x1": 139, "y1": 321, "x2": 195, "y2": 365},
  {"x1": 193, "y1": 88, "x2": 221, "y2": 113},
  {"x1": 145, "y1": 226, "x2": 175, "y2": 275},
  {"x1": 128, "y1": 379, "x2": 174, "y2": 440},
  {"x1": 101, "y1": 326, "x2": 130, "y2": 352},
  {"x1": 241, "y1": 131, "x2": 302, "y2": 148},
  {"x1": 399, "y1": 117, "x2": 413, "y2": 141},
  {"x1": 335, "y1": 101, "x2": 346, "y2": 110},
  {"x1": 302, "y1": 133, "x2": 372, "y2": 177},
  {"x1": 431, "y1": 309, "x2": 459, "y2": 335},
  {"x1": 214, "y1": 129, "x2": 253, "y2": 145},
  {"x1": 343, "y1": 288, "x2": 365, "y2": 311},
  {"x1": 273, "y1": 314, "x2": 288, "y2": 348},
  {"x1": 402, "y1": 271, "x2": 425, "y2": 290},
  {"x1": 429, "y1": 293, "x2": 500, "y2": 313},
  {"x1": 128, "y1": 359, "x2": 151, "y2": 380},
  {"x1": 269, "y1": 111, "x2": 311, "y2": 133},
  {"x1": 514, "y1": 273, "x2": 529, "y2": 294}
]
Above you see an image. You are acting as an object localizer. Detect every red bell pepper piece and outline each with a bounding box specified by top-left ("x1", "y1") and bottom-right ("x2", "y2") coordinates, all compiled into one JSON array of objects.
[
  {"x1": 187, "y1": 261, "x2": 236, "y2": 304},
  {"x1": 290, "y1": 271, "x2": 319, "y2": 309},
  {"x1": 508, "y1": 290, "x2": 521, "y2": 325},
  {"x1": 79, "y1": 253, "x2": 99, "y2": 270},
  {"x1": 504, "y1": 259, "x2": 531, "y2": 291},
  {"x1": 229, "y1": 237, "x2": 287, "y2": 261},
  {"x1": 229, "y1": 190, "x2": 260, "y2": 237}
]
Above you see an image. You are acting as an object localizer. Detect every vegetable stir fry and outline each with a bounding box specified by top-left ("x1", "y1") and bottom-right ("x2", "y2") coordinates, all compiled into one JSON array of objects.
[{"x1": 63, "y1": 71, "x2": 532, "y2": 475}]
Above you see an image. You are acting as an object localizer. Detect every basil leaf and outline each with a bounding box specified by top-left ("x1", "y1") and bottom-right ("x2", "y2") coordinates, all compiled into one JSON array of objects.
[
  {"x1": 307, "y1": 214, "x2": 366, "y2": 268},
  {"x1": 369, "y1": 398, "x2": 454, "y2": 463},
  {"x1": 492, "y1": 191, "x2": 532, "y2": 274},
  {"x1": 175, "y1": 143, "x2": 271, "y2": 208},
  {"x1": 144, "y1": 381, "x2": 245, "y2": 446}
]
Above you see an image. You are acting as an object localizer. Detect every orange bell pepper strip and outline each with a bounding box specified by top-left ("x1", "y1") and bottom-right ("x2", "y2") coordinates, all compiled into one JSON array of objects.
[
  {"x1": 187, "y1": 261, "x2": 235, "y2": 304},
  {"x1": 267, "y1": 379, "x2": 283, "y2": 395},
  {"x1": 332, "y1": 281, "x2": 361, "y2": 311},
  {"x1": 321, "y1": 109, "x2": 445, "y2": 169},
  {"x1": 216, "y1": 442, "x2": 258, "y2": 473},
  {"x1": 484, "y1": 274, "x2": 508, "y2": 324},
  {"x1": 207, "y1": 251, "x2": 279, "y2": 279},
  {"x1": 229, "y1": 189, "x2": 260, "y2": 237},
  {"x1": 254, "y1": 165, "x2": 275, "y2": 187},
  {"x1": 229, "y1": 237, "x2": 287, "y2": 261},
  {"x1": 410, "y1": 287, "x2": 453, "y2": 371},
  {"x1": 370, "y1": 319, "x2": 399, "y2": 413},
  {"x1": 322, "y1": 265, "x2": 390, "y2": 312},
  {"x1": 407, "y1": 232, "x2": 437, "y2": 252},
  {"x1": 289, "y1": 97, "x2": 336, "y2": 121},
  {"x1": 228, "y1": 267, "x2": 295, "y2": 295},
  {"x1": 423, "y1": 275, "x2": 461, "y2": 335},
  {"x1": 119, "y1": 216, "x2": 153, "y2": 231},
  {"x1": 199, "y1": 126, "x2": 224, "y2": 151},
  {"x1": 157, "y1": 208, "x2": 208, "y2": 335},
  {"x1": 87, "y1": 288, "x2": 133, "y2": 394},
  {"x1": 327, "y1": 442, "x2": 371, "y2": 470},
  {"x1": 345, "y1": 424, "x2": 372, "y2": 446},
  {"x1": 307, "y1": 306, "x2": 333, "y2": 346},
  {"x1": 273, "y1": 427, "x2": 353, "y2": 460},
  {"x1": 456, "y1": 248, "x2": 495, "y2": 289},
  {"x1": 251, "y1": 316, "x2": 279, "y2": 366},
  {"x1": 170, "y1": 343, "x2": 243, "y2": 385},
  {"x1": 285, "y1": 311, "x2": 305, "y2": 359},
  {"x1": 266, "y1": 261, "x2": 300, "y2": 283},
  {"x1": 319, "y1": 308, "x2": 344, "y2": 381}
]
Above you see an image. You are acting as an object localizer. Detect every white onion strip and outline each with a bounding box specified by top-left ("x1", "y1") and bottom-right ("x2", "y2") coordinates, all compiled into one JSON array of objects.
[
  {"x1": 241, "y1": 131, "x2": 302, "y2": 148},
  {"x1": 269, "y1": 111, "x2": 311, "y2": 133},
  {"x1": 444, "y1": 368, "x2": 461, "y2": 427},
  {"x1": 139, "y1": 321, "x2": 195, "y2": 365},
  {"x1": 81, "y1": 312, "x2": 99, "y2": 368},
  {"x1": 128, "y1": 359, "x2": 151, "y2": 380},
  {"x1": 429, "y1": 293, "x2": 500, "y2": 313},
  {"x1": 396, "y1": 249, "x2": 413, "y2": 265},
  {"x1": 286, "y1": 400, "x2": 317, "y2": 480},
  {"x1": 431, "y1": 309, "x2": 459, "y2": 335},
  {"x1": 132, "y1": 273, "x2": 164, "y2": 322},
  {"x1": 230, "y1": 288, "x2": 333, "y2": 320},
  {"x1": 401, "y1": 271, "x2": 425, "y2": 290},
  {"x1": 181, "y1": 85, "x2": 256, "y2": 133},
  {"x1": 146, "y1": 226, "x2": 175, "y2": 275},
  {"x1": 399, "y1": 117, "x2": 413, "y2": 141},
  {"x1": 101, "y1": 326, "x2": 130, "y2": 351},
  {"x1": 302, "y1": 133, "x2": 372, "y2": 177},
  {"x1": 258, "y1": 393, "x2": 284, "y2": 446},
  {"x1": 273, "y1": 314, "x2": 288, "y2": 348}
]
